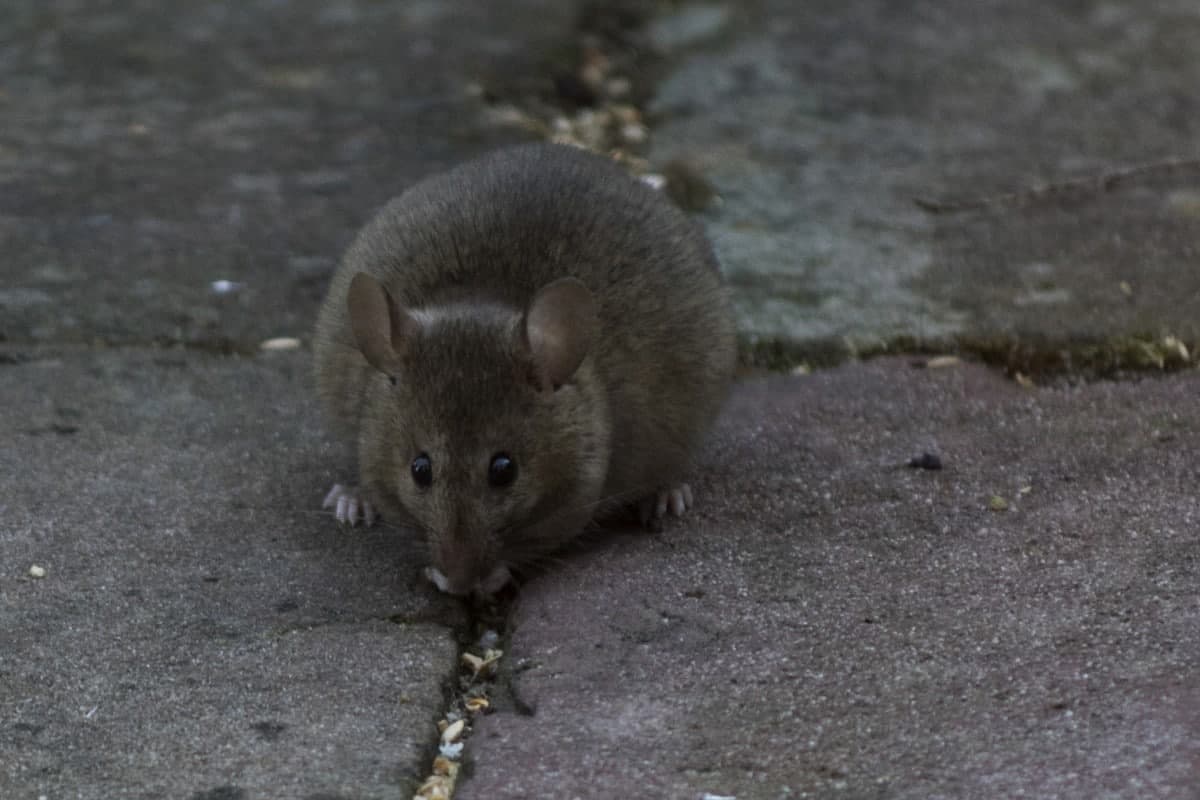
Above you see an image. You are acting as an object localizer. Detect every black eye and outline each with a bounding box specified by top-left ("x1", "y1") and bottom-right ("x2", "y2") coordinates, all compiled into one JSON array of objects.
[
  {"x1": 488, "y1": 453, "x2": 517, "y2": 488},
  {"x1": 411, "y1": 453, "x2": 432, "y2": 488},
  {"x1": 388, "y1": 375, "x2": 397, "y2": 386}
]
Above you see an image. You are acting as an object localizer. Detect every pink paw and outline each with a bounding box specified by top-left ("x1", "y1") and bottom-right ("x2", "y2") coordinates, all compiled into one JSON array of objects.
[
  {"x1": 638, "y1": 483, "x2": 694, "y2": 528},
  {"x1": 321, "y1": 483, "x2": 377, "y2": 527}
]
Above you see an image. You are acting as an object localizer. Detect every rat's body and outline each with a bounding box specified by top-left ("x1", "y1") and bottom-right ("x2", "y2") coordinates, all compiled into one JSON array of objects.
[{"x1": 313, "y1": 143, "x2": 736, "y2": 595}]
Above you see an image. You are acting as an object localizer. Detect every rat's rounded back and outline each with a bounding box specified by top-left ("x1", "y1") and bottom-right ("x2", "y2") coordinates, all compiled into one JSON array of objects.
[{"x1": 314, "y1": 144, "x2": 736, "y2": 576}]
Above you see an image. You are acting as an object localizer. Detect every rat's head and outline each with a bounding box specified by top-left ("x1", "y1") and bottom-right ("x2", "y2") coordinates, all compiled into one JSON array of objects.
[{"x1": 348, "y1": 273, "x2": 610, "y2": 596}]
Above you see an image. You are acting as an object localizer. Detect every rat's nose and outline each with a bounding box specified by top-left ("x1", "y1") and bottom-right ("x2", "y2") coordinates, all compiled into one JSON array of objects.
[{"x1": 423, "y1": 563, "x2": 512, "y2": 596}]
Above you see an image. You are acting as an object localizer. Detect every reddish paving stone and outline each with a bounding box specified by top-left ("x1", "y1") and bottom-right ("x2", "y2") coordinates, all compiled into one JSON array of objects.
[{"x1": 459, "y1": 361, "x2": 1200, "y2": 800}]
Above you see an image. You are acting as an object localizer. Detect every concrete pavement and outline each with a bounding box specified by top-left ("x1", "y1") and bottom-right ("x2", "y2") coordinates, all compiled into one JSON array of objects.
[{"x1": 3, "y1": 1, "x2": 1199, "y2": 798}]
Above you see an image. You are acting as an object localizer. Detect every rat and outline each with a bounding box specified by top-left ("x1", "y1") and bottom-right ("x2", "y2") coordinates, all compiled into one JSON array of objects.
[{"x1": 312, "y1": 143, "x2": 737, "y2": 596}]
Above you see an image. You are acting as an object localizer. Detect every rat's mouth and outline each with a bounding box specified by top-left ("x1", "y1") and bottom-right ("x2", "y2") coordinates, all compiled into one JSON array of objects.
[{"x1": 423, "y1": 564, "x2": 512, "y2": 597}]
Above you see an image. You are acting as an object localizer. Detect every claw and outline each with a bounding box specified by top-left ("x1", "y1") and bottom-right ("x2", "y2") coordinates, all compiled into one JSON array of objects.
[
  {"x1": 669, "y1": 488, "x2": 685, "y2": 517},
  {"x1": 322, "y1": 483, "x2": 344, "y2": 510},
  {"x1": 638, "y1": 483, "x2": 696, "y2": 528},
  {"x1": 323, "y1": 483, "x2": 379, "y2": 528}
]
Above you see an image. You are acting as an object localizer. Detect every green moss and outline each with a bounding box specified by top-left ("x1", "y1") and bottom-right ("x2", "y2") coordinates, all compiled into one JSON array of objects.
[{"x1": 738, "y1": 331, "x2": 1197, "y2": 380}]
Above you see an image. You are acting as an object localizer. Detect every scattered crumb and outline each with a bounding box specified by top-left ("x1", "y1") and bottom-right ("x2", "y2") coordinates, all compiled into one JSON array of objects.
[
  {"x1": 461, "y1": 648, "x2": 503, "y2": 679},
  {"x1": 1014, "y1": 371, "x2": 1035, "y2": 389},
  {"x1": 209, "y1": 279, "x2": 242, "y2": 295},
  {"x1": 639, "y1": 173, "x2": 667, "y2": 191},
  {"x1": 440, "y1": 719, "x2": 465, "y2": 745},
  {"x1": 924, "y1": 355, "x2": 961, "y2": 369},
  {"x1": 432, "y1": 756, "x2": 458, "y2": 777},
  {"x1": 29, "y1": 565, "x2": 46, "y2": 579},
  {"x1": 259, "y1": 337, "x2": 301, "y2": 351},
  {"x1": 989, "y1": 495, "x2": 1010, "y2": 512}
]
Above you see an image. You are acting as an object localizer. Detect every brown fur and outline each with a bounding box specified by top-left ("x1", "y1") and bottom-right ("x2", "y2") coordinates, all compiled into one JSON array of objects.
[{"x1": 313, "y1": 144, "x2": 737, "y2": 593}]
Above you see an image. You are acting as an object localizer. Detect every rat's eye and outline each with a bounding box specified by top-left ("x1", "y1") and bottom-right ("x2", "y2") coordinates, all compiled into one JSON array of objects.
[
  {"x1": 488, "y1": 453, "x2": 517, "y2": 488},
  {"x1": 388, "y1": 375, "x2": 397, "y2": 386},
  {"x1": 411, "y1": 453, "x2": 433, "y2": 488}
]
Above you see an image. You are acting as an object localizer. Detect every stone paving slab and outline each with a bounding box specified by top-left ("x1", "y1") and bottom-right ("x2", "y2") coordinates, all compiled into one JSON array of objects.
[
  {"x1": 0, "y1": 348, "x2": 461, "y2": 799},
  {"x1": 459, "y1": 360, "x2": 1200, "y2": 799},
  {"x1": 0, "y1": 0, "x2": 574, "y2": 349},
  {"x1": 11, "y1": 0, "x2": 1200, "y2": 370},
  {"x1": 5, "y1": 1, "x2": 1200, "y2": 798},
  {"x1": 647, "y1": 0, "x2": 1200, "y2": 363}
]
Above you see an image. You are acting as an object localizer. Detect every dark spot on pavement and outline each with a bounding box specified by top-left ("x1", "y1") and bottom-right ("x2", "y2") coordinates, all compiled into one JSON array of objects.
[
  {"x1": 907, "y1": 452, "x2": 943, "y2": 470},
  {"x1": 251, "y1": 721, "x2": 287, "y2": 742},
  {"x1": 190, "y1": 787, "x2": 246, "y2": 800}
]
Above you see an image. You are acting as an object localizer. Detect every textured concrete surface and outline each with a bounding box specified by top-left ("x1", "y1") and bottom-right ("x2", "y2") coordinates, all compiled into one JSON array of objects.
[
  {"x1": 0, "y1": 349, "x2": 464, "y2": 797},
  {"x1": 4, "y1": 0, "x2": 1200, "y2": 798},
  {"x1": 647, "y1": 0, "x2": 1200, "y2": 363},
  {"x1": 459, "y1": 361, "x2": 1200, "y2": 799},
  {"x1": 0, "y1": 0, "x2": 569, "y2": 350}
]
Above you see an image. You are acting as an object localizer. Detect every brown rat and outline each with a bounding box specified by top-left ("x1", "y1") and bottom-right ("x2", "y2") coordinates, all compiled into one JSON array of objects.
[{"x1": 312, "y1": 143, "x2": 736, "y2": 595}]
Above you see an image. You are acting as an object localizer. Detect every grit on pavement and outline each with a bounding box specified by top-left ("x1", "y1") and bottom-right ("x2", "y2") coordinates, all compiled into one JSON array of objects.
[{"x1": 3, "y1": 1, "x2": 1200, "y2": 799}]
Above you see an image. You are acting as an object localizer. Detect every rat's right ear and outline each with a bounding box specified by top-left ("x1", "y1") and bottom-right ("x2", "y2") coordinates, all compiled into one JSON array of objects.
[
  {"x1": 523, "y1": 277, "x2": 597, "y2": 391},
  {"x1": 347, "y1": 273, "x2": 417, "y2": 374}
]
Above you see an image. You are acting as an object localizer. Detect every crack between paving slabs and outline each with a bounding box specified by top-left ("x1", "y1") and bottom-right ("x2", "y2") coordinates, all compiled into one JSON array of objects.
[
  {"x1": 742, "y1": 332, "x2": 1198, "y2": 387},
  {"x1": 410, "y1": 593, "x2": 512, "y2": 800}
]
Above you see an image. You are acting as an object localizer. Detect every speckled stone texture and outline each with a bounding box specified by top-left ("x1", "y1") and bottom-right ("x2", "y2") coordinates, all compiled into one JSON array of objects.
[
  {"x1": 5, "y1": 0, "x2": 1200, "y2": 797},
  {"x1": 458, "y1": 362, "x2": 1200, "y2": 799},
  {"x1": 0, "y1": 0, "x2": 568, "y2": 350},
  {"x1": 647, "y1": 0, "x2": 1200, "y2": 359},
  {"x1": 0, "y1": 349, "x2": 464, "y2": 797}
]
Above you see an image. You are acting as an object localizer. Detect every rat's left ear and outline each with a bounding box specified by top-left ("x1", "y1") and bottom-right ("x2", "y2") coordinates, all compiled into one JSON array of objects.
[
  {"x1": 347, "y1": 272, "x2": 418, "y2": 374},
  {"x1": 523, "y1": 277, "x2": 597, "y2": 391}
]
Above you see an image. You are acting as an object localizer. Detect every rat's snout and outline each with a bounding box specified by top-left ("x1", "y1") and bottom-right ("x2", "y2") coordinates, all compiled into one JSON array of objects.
[
  {"x1": 425, "y1": 562, "x2": 511, "y2": 597},
  {"x1": 427, "y1": 530, "x2": 511, "y2": 596}
]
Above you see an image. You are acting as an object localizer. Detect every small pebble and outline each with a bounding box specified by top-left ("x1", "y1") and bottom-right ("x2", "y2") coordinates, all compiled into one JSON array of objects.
[
  {"x1": 259, "y1": 337, "x2": 301, "y2": 351},
  {"x1": 620, "y1": 122, "x2": 648, "y2": 144},
  {"x1": 209, "y1": 279, "x2": 241, "y2": 295},
  {"x1": 29, "y1": 565, "x2": 46, "y2": 578},
  {"x1": 639, "y1": 173, "x2": 667, "y2": 191}
]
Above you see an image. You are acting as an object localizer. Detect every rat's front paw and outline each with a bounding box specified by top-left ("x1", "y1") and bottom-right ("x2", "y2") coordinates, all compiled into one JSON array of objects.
[
  {"x1": 321, "y1": 483, "x2": 378, "y2": 527},
  {"x1": 638, "y1": 482, "x2": 694, "y2": 528}
]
